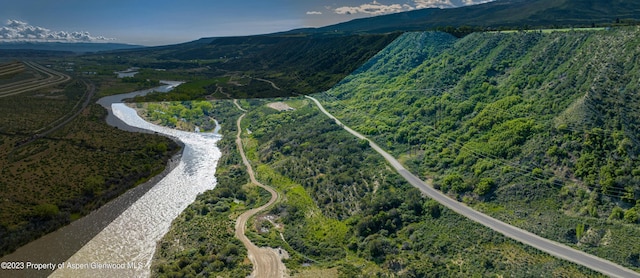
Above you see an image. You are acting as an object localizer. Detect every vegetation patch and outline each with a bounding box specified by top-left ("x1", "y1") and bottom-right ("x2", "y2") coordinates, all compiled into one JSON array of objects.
[
  {"x1": 0, "y1": 73, "x2": 179, "y2": 256},
  {"x1": 320, "y1": 29, "x2": 640, "y2": 270},
  {"x1": 152, "y1": 97, "x2": 601, "y2": 276},
  {"x1": 150, "y1": 100, "x2": 261, "y2": 277},
  {"x1": 96, "y1": 32, "x2": 402, "y2": 100}
]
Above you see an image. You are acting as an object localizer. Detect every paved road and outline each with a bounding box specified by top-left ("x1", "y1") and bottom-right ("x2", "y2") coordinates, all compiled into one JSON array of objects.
[
  {"x1": 306, "y1": 95, "x2": 640, "y2": 278},
  {"x1": 233, "y1": 100, "x2": 288, "y2": 278}
]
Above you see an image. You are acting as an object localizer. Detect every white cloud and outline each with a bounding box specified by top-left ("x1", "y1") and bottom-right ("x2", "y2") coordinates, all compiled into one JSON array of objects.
[
  {"x1": 334, "y1": 1, "x2": 413, "y2": 15},
  {"x1": 461, "y1": 0, "x2": 494, "y2": 5},
  {"x1": 306, "y1": 11, "x2": 323, "y2": 15},
  {"x1": 0, "y1": 20, "x2": 114, "y2": 42},
  {"x1": 413, "y1": 0, "x2": 455, "y2": 9},
  {"x1": 333, "y1": 0, "x2": 494, "y2": 15}
]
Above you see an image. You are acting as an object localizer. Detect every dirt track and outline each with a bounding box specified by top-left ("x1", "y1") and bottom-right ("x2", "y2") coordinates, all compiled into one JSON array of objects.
[
  {"x1": 0, "y1": 61, "x2": 25, "y2": 76},
  {"x1": 0, "y1": 61, "x2": 71, "y2": 98},
  {"x1": 233, "y1": 99, "x2": 288, "y2": 278},
  {"x1": 13, "y1": 79, "x2": 95, "y2": 149}
]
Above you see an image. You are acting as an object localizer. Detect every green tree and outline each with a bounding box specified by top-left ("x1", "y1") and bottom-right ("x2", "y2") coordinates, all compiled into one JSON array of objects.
[
  {"x1": 474, "y1": 178, "x2": 495, "y2": 196},
  {"x1": 576, "y1": 223, "x2": 586, "y2": 240},
  {"x1": 624, "y1": 207, "x2": 639, "y2": 224},
  {"x1": 609, "y1": 207, "x2": 624, "y2": 220},
  {"x1": 423, "y1": 200, "x2": 441, "y2": 218},
  {"x1": 442, "y1": 173, "x2": 469, "y2": 193}
]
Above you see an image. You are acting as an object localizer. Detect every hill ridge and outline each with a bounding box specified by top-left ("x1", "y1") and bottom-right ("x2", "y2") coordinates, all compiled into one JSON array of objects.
[{"x1": 287, "y1": 0, "x2": 640, "y2": 35}]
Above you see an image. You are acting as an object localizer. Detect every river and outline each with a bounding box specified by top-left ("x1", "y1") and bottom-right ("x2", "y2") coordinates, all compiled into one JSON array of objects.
[{"x1": 0, "y1": 82, "x2": 222, "y2": 278}]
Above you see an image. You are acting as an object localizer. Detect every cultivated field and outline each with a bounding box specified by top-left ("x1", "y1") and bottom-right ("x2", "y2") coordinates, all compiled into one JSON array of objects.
[{"x1": 0, "y1": 61, "x2": 70, "y2": 98}]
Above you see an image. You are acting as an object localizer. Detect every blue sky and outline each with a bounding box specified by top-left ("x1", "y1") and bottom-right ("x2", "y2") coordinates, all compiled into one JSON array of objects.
[{"x1": 0, "y1": 0, "x2": 493, "y2": 46}]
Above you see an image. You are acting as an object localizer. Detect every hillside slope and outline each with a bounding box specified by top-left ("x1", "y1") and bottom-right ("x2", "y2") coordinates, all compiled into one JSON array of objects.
[
  {"x1": 150, "y1": 98, "x2": 599, "y2": 277},
  {"x1": 103, "y1": 33, "x2": 401, "y2": 99},
  {"x1": 150, "y1": 30, "x2": 640, "y2": 276},
  {"x1": 292, "y1": 0, "x2": 640, "y2": 34},
  {"x1": 319, "y1": 28, "x2": 640, "y2": 269}
]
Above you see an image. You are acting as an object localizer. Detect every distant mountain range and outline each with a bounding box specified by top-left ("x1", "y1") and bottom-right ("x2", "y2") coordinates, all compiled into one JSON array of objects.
[
  {"x1": 287, "y1": 0, "x2": 640, "y2": 34},
  {"x1": 105, "y1": 0, "x2": 640, "y2": 99},
  {"x1": 0, "y1": 42, "x2": 144, "y2": 53},
  {"x1": 6, "y1": 0, "x2": 638, "y2": 56}
]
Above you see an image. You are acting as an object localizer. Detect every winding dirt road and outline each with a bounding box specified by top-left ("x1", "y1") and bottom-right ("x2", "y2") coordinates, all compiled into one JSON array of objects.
[
  {"x1": 252, "y1": 77, "x2": 281, "y2": 90},
  {"x1": 233, "y1": 99, "x2": 288, "y2": 278}
]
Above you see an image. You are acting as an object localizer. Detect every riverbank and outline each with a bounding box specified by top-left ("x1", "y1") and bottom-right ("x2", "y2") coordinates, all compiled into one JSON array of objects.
[
  {"x1": 150, "y1": 102, "x2": 257, "y2": 276},
  {"x1": 49, "y1": 102, "x2": 222, "y2": 277},
  {"x1": 0, "y1": 81, "x2": 188, "y2": 278},
  {"x1": 0, "y1": 146, "x2": 183, "y2": 278}
]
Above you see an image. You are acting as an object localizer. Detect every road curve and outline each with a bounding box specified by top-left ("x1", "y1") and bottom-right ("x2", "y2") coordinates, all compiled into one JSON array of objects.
[
  {"x1": 233, "y1": 100, "x2": 288, "y2": 278},
  {"x1": 252, "y1": 77, "x2": 281, "y2": 91},
  {"x1": 306, "y1": 95, "x2": 640, "y2": 278},
  {"x1": 0, "y1": 61, "x2": 71, "y2": 98}
]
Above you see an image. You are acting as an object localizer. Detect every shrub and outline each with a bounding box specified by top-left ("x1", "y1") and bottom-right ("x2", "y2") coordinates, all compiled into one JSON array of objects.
[
  {"x1": 442, "y1": 173, "x2": 469, "y2": 193},
  {"x1": 608, "y1": 207, "x2": 624, "y2": 220},
  {"x1": 624, "y1": 207, "x2": 639, "y2": 224},
  {"x1": 474, "y1": 178, "x2": 495, "y2": 196},
  {"x1": 34, "y1": 204, "x2": 59, "y2": 219}
]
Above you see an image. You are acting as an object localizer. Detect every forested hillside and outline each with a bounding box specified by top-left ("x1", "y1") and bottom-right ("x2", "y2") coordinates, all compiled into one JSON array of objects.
[
  {"x1": 319, "y1": 28, "x2": 640, "y2": 268},
  {"x1": 150, "y1": 99, "x2": 597, "y2": 277},
  {"x1": 101, "y1": 33, "x2": 401, "y2": 100},
  {"x1": 149, "y1": 28, "x2": 640, "y2": 276}
]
